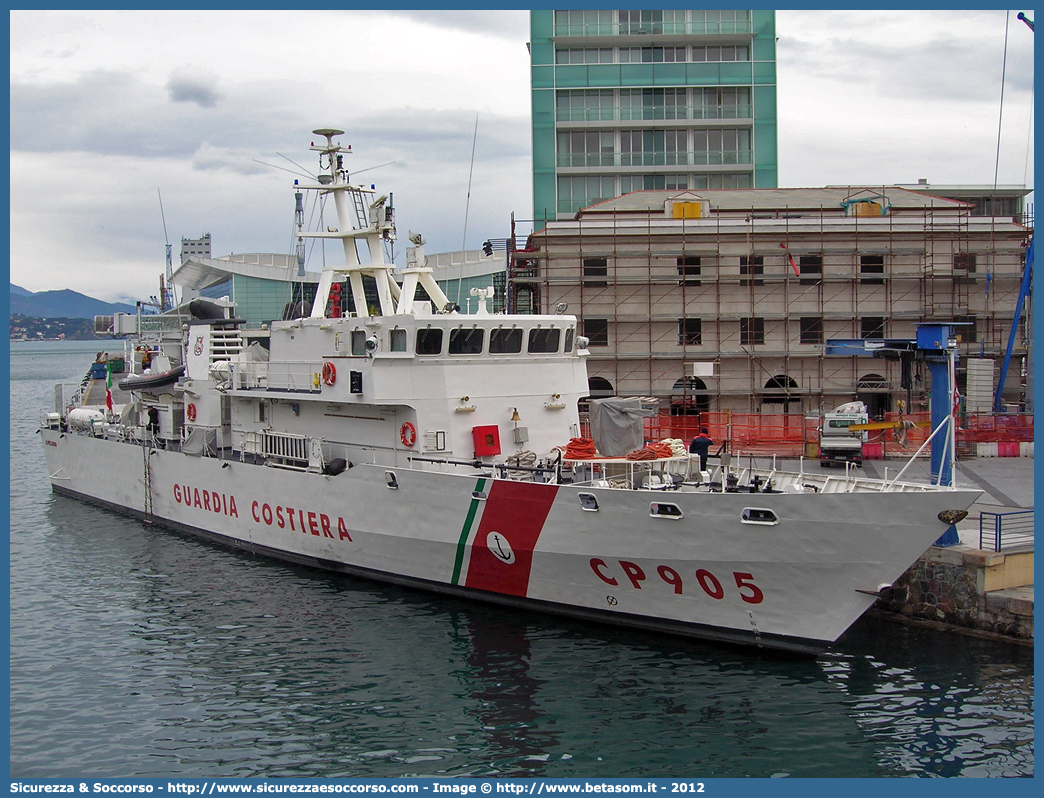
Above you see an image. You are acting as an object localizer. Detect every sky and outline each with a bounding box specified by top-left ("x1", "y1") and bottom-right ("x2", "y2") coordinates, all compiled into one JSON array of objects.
[{"x1": 8, "y1": 9, "x2": 1035, "y2": 304}]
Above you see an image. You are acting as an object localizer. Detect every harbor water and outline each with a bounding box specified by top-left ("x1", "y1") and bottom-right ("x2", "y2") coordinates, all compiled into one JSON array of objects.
[{"x1": 9, "y1": 340, "x2": 1034, "y2": 778}]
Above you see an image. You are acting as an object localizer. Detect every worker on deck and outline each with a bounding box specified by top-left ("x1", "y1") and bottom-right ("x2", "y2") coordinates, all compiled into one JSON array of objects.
[{"x1": 689, "y1": 428, "x2": 713, "y2": 471}]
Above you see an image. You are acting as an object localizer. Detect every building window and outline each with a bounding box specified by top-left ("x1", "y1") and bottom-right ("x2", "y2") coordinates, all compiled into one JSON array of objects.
[
  {"x1": 621, "y1": 129, "x2": 685, "y2": 167},
  {"x1": 555, "y1": 47, "x2": 614, "y2": 64},
  {"x1": 620, "y1": 174, "x2": 688, "y2": 193},
  {"x1": 582, "y1": 257, "x2": 608, "y2": 287},
  {"x1": 800, "y1": 317, "x2": 823, "y2": 345},
  {"x1": 861, "y1": 317, "x2": 886, "y2": 339},
  {"x1": 556, "y1": 89, "x2": 614, "y2": 123},
  {"x1": 954, "y1": 252, "x2": 977, "y2": 273},
  {"x1": 799, "y1": 255, "x2": 822, "y2": 285},
  {"x1": 620, "y1": 88, "x2": 687, "y2": 121},
  {"x1": 740, "y1": 256, "x2": 764, "y2": 286},
  {"x1": 553, "y1": 9, "x2": 613, "y2": 37},
  {"x1": 693, "y1": 87, "x2": 752, "y2": 120},
  {"x1": 677, "y1": 256, "x2": 701, "y2": 285},
  {"x1": 618, "y1": 46, "x2": 687, "y2": 64},
  {"x1": 860, "y1": 255, "x2": 885, "y2": 285},
  {"x1": 692, "y1": 128, "x2": 751, "y2": 165},
  {"x1": 557, "y1": 131, "x2": 615, "y2": 167},
  {"x1": 692, "y1": 173, "x2": 751, "y2": 190},
  {"x1": 953, "y1": 315, "x2": 978, "y2": 343},
  {"x1": 740, "y1": 317, "x2": 764, "y2": 346},
  {"x1": 618, "y1": 9, "x2": 664, "y2": 35},
  {"x1": 678, "y1": 318, "x2": 702, "y2": 345},
  {"x1": 557, "y1": 176, "x2": 616, "y2": 215},
  {"x1": 692, "y1": 9, "x2": 751, "y2": 34},
  {"x1": 582, "y1": 318, "x2": 609, "y2": 347},
  {"x1": 691, "y1": 45, "x2": 750, "y2": 62}
]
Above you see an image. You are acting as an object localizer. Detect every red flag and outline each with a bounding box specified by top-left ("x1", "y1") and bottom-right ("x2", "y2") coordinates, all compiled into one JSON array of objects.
[{"x1": 780, "y1": 242, "x2": 799, "y2": 276}]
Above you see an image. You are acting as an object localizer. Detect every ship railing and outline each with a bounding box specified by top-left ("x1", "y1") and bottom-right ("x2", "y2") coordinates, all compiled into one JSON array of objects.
[
  {"x1": 230, "y1": 360, "x2": 269, "y2": 390},
  {"x1": 979, "y1": 510, "x2": 1034, "y2": 552},
  {"x1": 257, "y1": 430, "x2": 326, "y2": 472},
  {"x1": 264, "y1": 361, "x2": 323, "y2": 393}
]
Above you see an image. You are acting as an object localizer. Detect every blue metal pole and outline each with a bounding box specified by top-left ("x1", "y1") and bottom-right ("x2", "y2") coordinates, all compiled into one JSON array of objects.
[
  {"x1": 929, "y1": 352, "x2": 960, "y2": 546},
  {"x1": 928, "y1": 357, "x2": 952, "y2": 487},
  {"x1": 994, "y1": 236, "x2": 1033, "y2": 412}
]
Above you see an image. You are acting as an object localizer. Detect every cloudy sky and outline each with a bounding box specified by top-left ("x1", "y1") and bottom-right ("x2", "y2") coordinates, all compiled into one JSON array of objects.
[{"x1": 8, "y1": 9, "x2": 1035, "y2": 304}]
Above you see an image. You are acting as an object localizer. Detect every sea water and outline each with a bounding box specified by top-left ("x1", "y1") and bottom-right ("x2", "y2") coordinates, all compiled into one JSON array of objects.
[{"x1": 9, "y1": 341, "x2": 1034, "y2": 778}]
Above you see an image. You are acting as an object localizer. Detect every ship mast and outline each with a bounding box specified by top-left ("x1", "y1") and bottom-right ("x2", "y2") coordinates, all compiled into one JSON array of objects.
[{"x1": 298, "y1": 128, "x2": 451, "y2": 318}]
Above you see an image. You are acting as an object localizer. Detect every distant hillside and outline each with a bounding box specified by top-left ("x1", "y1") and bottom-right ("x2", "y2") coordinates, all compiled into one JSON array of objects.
[{"x1": 9, "y1": 286, "x2": 136, "y2": 319}]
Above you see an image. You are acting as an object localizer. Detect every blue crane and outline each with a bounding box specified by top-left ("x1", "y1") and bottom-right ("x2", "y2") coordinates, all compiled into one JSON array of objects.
[{"x1": 994, "y1": 236, "x2": 1034, "y2": 412}]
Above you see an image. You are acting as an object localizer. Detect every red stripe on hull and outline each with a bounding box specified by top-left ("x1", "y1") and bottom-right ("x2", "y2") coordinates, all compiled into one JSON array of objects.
[{"x1": 464, "y1": 481, "x2": 559, "y2": 597}]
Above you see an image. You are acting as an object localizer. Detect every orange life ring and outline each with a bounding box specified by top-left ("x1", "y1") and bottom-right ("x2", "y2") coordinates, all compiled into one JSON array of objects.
[
  {"x1": 186, "y1": 403, "x2": 197, "y2": 422},
  {"x1": 321, "y1": 361, "x2": 337, "y2": 386},
  {"x1": 400, "y1": 421, "x2": 417, "y2": 448}
]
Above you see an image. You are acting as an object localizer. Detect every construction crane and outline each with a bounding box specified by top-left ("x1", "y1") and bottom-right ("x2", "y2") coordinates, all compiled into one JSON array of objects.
[{"x1": 157, "y1": 189, "x2": 177, "y2": 311}]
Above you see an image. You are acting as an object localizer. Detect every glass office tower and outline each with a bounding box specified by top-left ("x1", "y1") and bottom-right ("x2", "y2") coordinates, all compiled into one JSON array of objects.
[{"x1": 531, "y1": 9, "x2": 778, "y2": 223}]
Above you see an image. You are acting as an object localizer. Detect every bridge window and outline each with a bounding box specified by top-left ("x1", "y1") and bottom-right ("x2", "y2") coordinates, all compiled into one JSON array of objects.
[
  {"x1": 416, "y1": 328, "x2": 444, "y2": 356},
  {"x1": 390, "y1": 328, "x2": 407, "y2": 352},
  {"x1": 563, "y1": 327, "x2": 575, "y2": 353},
  {"x1": 449, "y1": 327, "x2": 484, "y2": 355},
  {"x1": 529, "y1": 328, "x2": 561, "y2": 353},
  {"x1": 351, "y1": 330, "x2": 367, "y2": 356},
  {"x1": 490, "y1": 328, "x2": 523, "y2": 354}
]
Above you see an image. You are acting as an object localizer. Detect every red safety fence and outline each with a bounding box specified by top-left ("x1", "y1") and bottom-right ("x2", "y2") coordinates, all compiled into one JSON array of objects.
[
  {"x1": 959, "y1": 413, "x2": 1035, "y2": 443},
  {"x1": 637, "y1": 411, "x2": 1034, "y2": 459}
]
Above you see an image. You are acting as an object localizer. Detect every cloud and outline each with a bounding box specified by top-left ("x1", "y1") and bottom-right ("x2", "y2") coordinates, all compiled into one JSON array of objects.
[
  {"x1": 380, "y1": 9, "x2": 527, "y2": 39},
  {"x1": 166, "y1": 66, "x2": 223, "y2": 108},
  {"x1": 191, "y1": 142, "x2": 271, "y2": 175}
]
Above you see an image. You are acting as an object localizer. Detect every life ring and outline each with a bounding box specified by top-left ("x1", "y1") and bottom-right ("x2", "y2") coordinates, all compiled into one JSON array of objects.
[
  {"x1": 400, "y1": 421, "x2": 417, "y2": 448},
  {"x1": 186, "y1": 403, "x2": 197, "y2": 422},
  {"x1": 321, "y1": 361, "x2": 337, "y2": 386}
]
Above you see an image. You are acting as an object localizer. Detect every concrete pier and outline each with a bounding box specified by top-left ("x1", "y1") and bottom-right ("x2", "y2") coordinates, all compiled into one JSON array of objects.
[{"x1": 863, "y1": 456, "x2": 1034, "y2": 643}]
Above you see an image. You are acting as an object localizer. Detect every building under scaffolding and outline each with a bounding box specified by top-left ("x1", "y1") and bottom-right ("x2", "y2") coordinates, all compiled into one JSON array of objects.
[{"x1": 509, "y1": 187, "x2": 1032, "y2": 416}]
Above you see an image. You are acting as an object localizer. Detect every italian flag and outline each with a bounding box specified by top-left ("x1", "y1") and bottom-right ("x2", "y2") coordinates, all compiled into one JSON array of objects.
[{"x1": 105, "y1": 360, "x2": 113, "y2": 412}]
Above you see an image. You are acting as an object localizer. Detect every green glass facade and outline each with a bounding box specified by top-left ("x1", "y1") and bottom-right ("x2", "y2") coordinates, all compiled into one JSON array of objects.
[{"x1": 531, "y1": 9, "x2": 777, "y2": 223}]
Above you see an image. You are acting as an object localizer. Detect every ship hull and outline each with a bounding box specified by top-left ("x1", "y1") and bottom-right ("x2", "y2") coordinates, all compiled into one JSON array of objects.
[{"x1": 42, "y1": 429, "x2": 978, "y2": 655}]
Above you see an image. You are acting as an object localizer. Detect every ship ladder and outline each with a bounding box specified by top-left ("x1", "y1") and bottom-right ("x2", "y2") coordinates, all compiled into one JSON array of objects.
[
  {"x1": 142, "y1": 445, "x2": 155, "y2": 523},
  {"x1": 350, "y1": 189, "x2": 369, "y2": 230}
]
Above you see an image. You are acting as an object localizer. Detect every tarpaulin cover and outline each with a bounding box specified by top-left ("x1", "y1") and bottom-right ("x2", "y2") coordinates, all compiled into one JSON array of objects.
[{"x1": 589, "y1": 397, "x2": 659, "y2": 456}]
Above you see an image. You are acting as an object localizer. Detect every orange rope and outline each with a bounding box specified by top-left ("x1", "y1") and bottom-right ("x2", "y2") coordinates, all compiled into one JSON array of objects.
[
  {"x1": 563, "y1": 437, "x2": 597, "y2": 459},
  {"x1": 625, "y1": 442, "x2": 674, "y2": 460}
]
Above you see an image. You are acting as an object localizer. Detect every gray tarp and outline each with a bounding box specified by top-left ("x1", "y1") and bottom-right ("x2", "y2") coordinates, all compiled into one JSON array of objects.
[
  {"x1": 182, "y1": 426, "x2": 218, "y2": 457},
  {"x1": 588, "y1": 397, "x2": 660, "y2": 456}
]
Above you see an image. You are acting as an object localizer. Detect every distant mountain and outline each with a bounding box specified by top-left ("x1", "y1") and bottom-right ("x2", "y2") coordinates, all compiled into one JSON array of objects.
[{"x1": 9, "y1": 286, "x2": 137, "y2": 319}]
